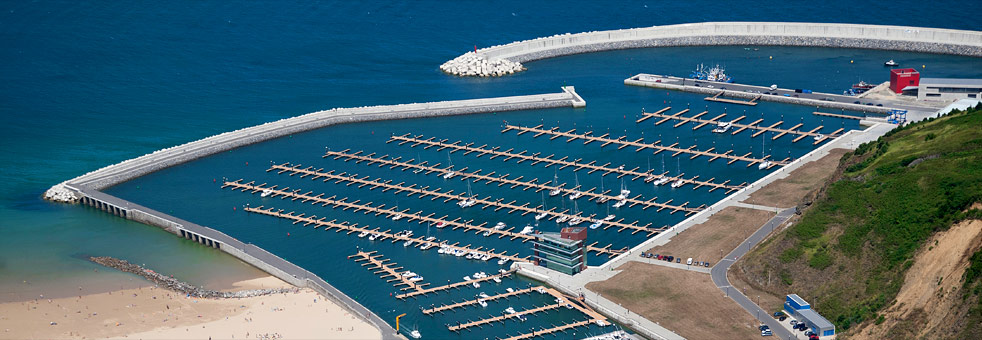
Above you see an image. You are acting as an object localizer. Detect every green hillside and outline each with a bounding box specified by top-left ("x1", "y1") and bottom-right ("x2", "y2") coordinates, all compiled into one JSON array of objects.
[{"x1": 735, "y1": 103, "x2": 982, "y2": 335}]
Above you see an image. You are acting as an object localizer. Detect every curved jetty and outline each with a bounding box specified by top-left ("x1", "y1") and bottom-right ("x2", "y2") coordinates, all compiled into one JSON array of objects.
[{"x1": 444, "y1": 22, "x2": 982, "y2": 76}]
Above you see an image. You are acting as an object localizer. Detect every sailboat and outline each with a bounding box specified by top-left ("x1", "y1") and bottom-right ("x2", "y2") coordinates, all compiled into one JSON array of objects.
[
  {"x1": 671, "y1": 158, "x2": 684, "y2": 188},
  {"x1": 568, "y1": 201, "x2": 583, "y2": 226},
  {"x1": 568, "y1": 173, "x2": 582, "y2": 200},
  {"x1": 596, "y1": 177, "x2": 609, "y2": 204},
  {"x1": 555, "y1": 199, "x2": 570, "y2": 223},
  {"x1": 758, "y1": 133, "x2": 772, "y2": 170},
  {"x1": 442, "y1": 152, "x2": 456, "y2": 179},
  {"x1": 619, "y1": 178, "x2": 630, "y2": 198},
  {"x1": 548, "y1": 169, "x2": 562, "y2": 196},
  {"x1": 457, "y1": 181, "x2": 476, "y2": 208},
  {"x1": 653, "y1": 155, "x2": 671, "y2": 186},
  {"x1": 534, "y1": 191, "x2": 548, "y2": 221},
  {"x1": 413, "y1": 152, "x2": 424, "y2": 174}
]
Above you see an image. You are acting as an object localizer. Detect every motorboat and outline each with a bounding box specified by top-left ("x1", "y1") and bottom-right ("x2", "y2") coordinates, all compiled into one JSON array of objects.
[
  {"x1": 260, "y1": 189, "x2": 272, "y2": 197},
  {"x1": 435, "y1": 222, "x2": 447, "y2": 229},
  {"x1": 814, "y1": 134, "x2": 824, "y2": 141},
  {"x1": 442, "y1": 170, "x2": 455, "y2": 179},
  {"x1": 712, "y1": 122, "x2": 731, "y2": 133},
  {"x1": 534, "y1": 211, "x2": 548, "y2": 220},
  {"x1": 419, "y1": 243, "x2": 433, "y2": 250},
  {"x1": 494, "y1": 222, "x2": 506, "y2": 230},
  {"x1": 357, "y1": 231, "x2": 368, "y2": 238},
  {"x1": 408, "y1": 276, "x2": 424, "y2": 282},
  {"x1": 612, "y1": 200, "x2": 627, "y2": 208},
  {"x1": 653, "y1": 176, "x2": 671, "y2": 186},
  {"x1": 671, "y1": 179, "x2": 684, "y2": 188},
  {"x1": 404, "y1": 240, "x2": 413, "y2": 247},
  {"x1": 401, "y1": 271, "x2": 416, "y2": 277},
  {"x1": 504, "y1": 307, "x2": 517, "y2": 314},
  {"x1": 391, "y1": 214, "x2": 403, "y2": 221},
  {"x1": 548, "y1": 187, "x2": 562, "y2": 196},
  {"x1": 463, "y1": 275, "x2": 472, "y2": 281},
  {"x1": 884, "y1": 59, "x2": 899, "y2": 66},
  {"x1": 409, "y1": 328, "x2": 421, "y2": 339},
  {"x1": 498, "y1": 259, "x2": 508, "y2": 265},
  {"x1": 478, "y1": 299, "x2": 488, "y2": 307},
  {"x1": 482, "y1": 231, "x2": 491, "y2": 237},
  {"x1": 603, "y1": 214, "x2": 615, "y2": 221},
  {"x1": 758, "y1": 161, "x2": 773, "y2": 170},
  {"x1": 568, "y1": 217, "x2": 584, "y2": 226},
  {"x1": 425, "y1": 236, "x2": 436, "y2": 241},
  {"x1": 457, "y1": 198, "x2": 476, "y2": 208},
  {"x1": 368, "y1": 234, "x2": 379, "y2": 241},
  {"x1": 589, "y1": 221, "x2": 603, "y2": 229},
  {"x1": 506, "y1": 288, "x2": 515, "y2": 293},
  {"x1": 472, "y1": 282, "x2": 480, "y2": 288},
  {"x1": 519, "y1": 225, "x2": 535, "y2": 235},
  {"x1": 493, "y1": 276, "x2": 502, "y2": 283},
  {"x1": 479, "y1": 292, "x2": 490, "y2": 298}
]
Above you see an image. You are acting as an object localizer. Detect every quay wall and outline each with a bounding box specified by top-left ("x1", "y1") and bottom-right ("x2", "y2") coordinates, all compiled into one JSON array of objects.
[
  {"x1": 63, "y1": 88, "x2": 580, "y2": 191},
  {"x1": 624, "y1": 75, "x2": 895, "y2": 114},
  {"x1": 471, "y1": 22, "x2": 982, "y2": 63}
]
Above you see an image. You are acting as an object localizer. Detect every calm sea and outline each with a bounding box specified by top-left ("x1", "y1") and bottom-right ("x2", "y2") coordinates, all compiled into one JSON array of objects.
[{"x1": 2, "y1": 1, "x2": 981, "y2": 337}]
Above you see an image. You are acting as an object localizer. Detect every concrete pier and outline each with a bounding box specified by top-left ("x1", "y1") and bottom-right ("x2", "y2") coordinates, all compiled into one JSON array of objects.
[{"x1": 446, "y1": 22, "x2": 982, "y2": 76}]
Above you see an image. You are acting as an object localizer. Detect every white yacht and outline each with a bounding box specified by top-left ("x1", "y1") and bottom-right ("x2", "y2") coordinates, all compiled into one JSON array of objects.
[
  {"x1": 589, "y1": 221, "x2": 603, "y2": 229},
  {"x1": 260, "y1": 189, "x2": 272, "y2": 197},
  {"x1": 612, "y1": 199, "x2": 627, "y2": 208},
  {"x1": 603, "y1": 214, "x2": 616, "y2": 221},
  {"x1": 504, "y1": 307, "x2": 517, "y2": 314},
  {"x1": 712, "y1": 122, "x2": 731, "y2": 133},
  {"x1": 357, "y1": 231, "x2": 368, "y2": 238},
  {"x1": 671, "y1": 179, "x2": 685, "y2": 188},
  {"x1": 653, "y1": 176, "x2": 671, "y2": 186},
  {"x1": 534, "y1": 211, "x2": 548, "y2": 220},
  {"x1": 758, "y1": 161, "x2": 773, "y2": 170},
  {"x1": 493, "y1": 222, "x2": 506, "y2": 230},
  {"x1": 442, "y1": 170, "x2": 455, "y2": 179},
  {"x1": 478, "y1": 299, "x2": 488, "y2": 307},
  {"x1": 519, "y1": 225, "x2": 535, "y2": 235}
]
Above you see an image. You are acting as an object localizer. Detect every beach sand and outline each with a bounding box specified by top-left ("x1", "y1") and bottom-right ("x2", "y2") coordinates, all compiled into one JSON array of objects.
[{"x1": 0, "y1": 276, "x2": 380, "y2": 339}]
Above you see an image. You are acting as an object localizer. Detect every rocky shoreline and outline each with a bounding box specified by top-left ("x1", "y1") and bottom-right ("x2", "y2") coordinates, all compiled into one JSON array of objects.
[{"x1": 89, "y1": 256, "x2": 295, "y2": 298}]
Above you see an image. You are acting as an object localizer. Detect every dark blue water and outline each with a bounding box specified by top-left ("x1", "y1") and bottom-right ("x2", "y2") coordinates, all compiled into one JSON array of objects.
[{"x1": 3, "y1": 0, "x2": 981, "y2": 338}]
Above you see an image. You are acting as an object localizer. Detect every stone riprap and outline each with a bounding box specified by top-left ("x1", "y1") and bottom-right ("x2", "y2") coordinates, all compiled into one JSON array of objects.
[
  {"x1": 444, "y1": 22, "x2": 982, "y2": 76},
  {"x1": 440, "y1": 52, "x2": 525, "y2": 77},
  {"x1": 89, "y1": 256, "x2": 295, "y2": 299},
  {"x1": 44, "y1": 88, "x2": 582, "y2": 201}
]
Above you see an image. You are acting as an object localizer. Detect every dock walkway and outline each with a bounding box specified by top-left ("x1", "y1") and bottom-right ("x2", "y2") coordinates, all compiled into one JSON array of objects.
[
  {"x1": 502, "y1": 124, "x2": 788, "y2": 168},
  {"x1": 639, "y1": 107, "x2": 842, "y2": 144},
  {"x1": 422, "y1": 287, "x2": 537, "y2": 314},
  {"x1": 242, "y1": 205, "x2": 529, "y2": 262},
  {"x1": 395, "y1": 270, "x2": 516, "y2": 299},
  {"x1": 704, "y1": 92, "x2": 759, "y2": 106},
  {"x1": 324, "y1": 150, "x2": 700, "y2": 213},
  {"x1": 266, "y1": 164, "x2": 663, "y2": 235},
  {"x1": 223, "y1": 181, "x2": 625, "y2": 257},
  {"x1": 348, "y1": 250, "x2": 428, "y2": 291},
  {"x1": 386, "y1": 135, "x2": 744, "y2": 192}
]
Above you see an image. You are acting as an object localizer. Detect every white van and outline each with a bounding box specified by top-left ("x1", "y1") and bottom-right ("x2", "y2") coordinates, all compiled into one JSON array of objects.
[{"x1": 686, "y1": 258, "x2": 693, "y2": 265}]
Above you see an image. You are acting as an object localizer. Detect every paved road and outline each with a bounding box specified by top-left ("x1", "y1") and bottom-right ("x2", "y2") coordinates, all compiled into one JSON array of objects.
[{"x1": 711, "y1": 207, "x2": 798, "y2": 340}]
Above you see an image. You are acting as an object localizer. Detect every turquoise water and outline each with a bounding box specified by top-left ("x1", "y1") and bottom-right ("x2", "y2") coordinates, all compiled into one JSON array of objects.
[{"x1": 2, "y1": 0, "x2": 982, "y2": 337}]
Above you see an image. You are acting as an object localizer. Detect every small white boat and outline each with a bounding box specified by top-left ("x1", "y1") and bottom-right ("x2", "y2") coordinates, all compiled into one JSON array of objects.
[
  {"x1": 589, "y1": 221, "x2": 603, "y2": 229},
  {"x1": 478, "y1": 299, "x2": 488, "y2": 307},
  {"x1": 435, "y1": 222, "x2": 447, "y2": 229},
  {"x1": 519, "y1": 225, "x2": 535, "y2": 235},
  {"x1": 568, "y1": 217, "x2": 583, "y2": 226},
  {"x1": 493, "y1": 222, "x2": 506, "y2": 230},
  {"x1": 419, "y1": 243, "x2": 433, "y2": 250},
  {"x1": 493, "y1": 277, "x2": 502, "y2": 283},
  {"x1": 465, "y1": 253, "x2": 474, "y2": 260},
  {"x1": 555, "y1": 215, "x2": 569, "y2": 223},
  {"x1": 814, "y1": 134, "x2": 824, "y2": 141},
  {"x1": 595, "y1": 320, "x2": 609, "y2": 326},
  {"x1": 408, "y1": 276, "x2": 424, "y2": 282},
  {"x1": 454, "y1": 250, "x2": 465, "y2": 257},
  {"x1": 409, "y1": 329, "x2": 421, "y2": 339},
  {"x1": 596, "y1": 196, "x2": 609, "y2": 204},
  {"x1": 565, "y1": 304, "x2": 574, "y2": 309},
  {"x1": 443, "y1": 171, "x2": 455, "y2": 179},
  {"x1": 653, "y1": 177, "x2": 671, "y2": 186},
  {"x1": 758, "y1": 161, "x2": 773, "y2": 170},
  {"x1": 457, "y1": 198, "x2": 476, "y2": 208},
  {"x1": 437, "y1": 247, "x2": 445, "y2": 254},
  {"x1": 425, "y1": 236, "x2": 436, "y2": 241},
  {"x1": 603, "y1": 214, "x2": 615, "y2": 221},
  {"x1": 260, "y1": 189, "x2": 272, "y2": 197},
  {"x1": 568, "y1": 191, "x2": 582, "y2": 200},
  {"x1": 401, "y1": 271, "x2": 415, "y2": 277},
  {"x1": 506, "y1": 288, "x2": 515, "y2": 293},
  {"x1": 472, "y1": 282, "x2": 480, "y2": 288},
  {"x1": 671, "y1": 180, "x2": 684, "y2": 188},
  {"x1": 498, "y1": 259, "x2": 508, "y2": 265},
  {"x1": 482, "y1": 231, "x2": 491, "y2": 237},
  {"x1": 884, "y1": 59, "x2": 899, "y2": 66},
  {"x1": 712, "y1": 122, "x2": 731, "y2": 133},
  {"x1": 403, "y1": 230, "x2": 413, "y2": 237},
  {"x1": 357, "y1": 231, "x2": 368, "y2": 238},
  {"x1": 548, "y1": 187, "x2": 562, "y2": 196},
  {"x1": 391, "y1": 214, "x2": 403, "y2": 221},
  {"x1": 463, "y1": 275, "x2": 471, "y2": 281},
  {"x1": 404, "y1": 240, "x2": 413, "y2": 247},
  {"x1": 534, "y1": 211, "x2": 548, "y2": 220},
  {"x1": 505, "y1": 307, "x2": 517, "y2": 314},
  {"x1": 368, "y1": 234, "x2": 379, "y2": 241},
  {"x1": 479, "y1": 292, "x2": 490, "y2": 298},
  {"x1": 612, "y1": 200, "x2": 627, "y2": 208}
]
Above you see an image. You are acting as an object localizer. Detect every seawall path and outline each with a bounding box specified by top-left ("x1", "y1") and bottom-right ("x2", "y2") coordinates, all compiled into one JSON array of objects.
[{"x1": 443, "y1": 22, "x2": 982, "y2": 76}]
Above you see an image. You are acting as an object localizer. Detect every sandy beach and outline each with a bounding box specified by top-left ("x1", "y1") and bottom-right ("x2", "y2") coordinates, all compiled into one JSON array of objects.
[{"x1": 0, "y1": 276, "x2": 380, "y2": 339}]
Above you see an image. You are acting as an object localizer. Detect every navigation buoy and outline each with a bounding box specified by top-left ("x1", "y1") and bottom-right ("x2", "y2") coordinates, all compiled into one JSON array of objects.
[
  {"x1": 213, "y1": 178, "x2": 216, "y2": 183},
  {"x1": 233, "y1": 206, "x2": 236, "y2": 211},
  {"x1": 245, "y1": 161, "x2": 248, "y2": 166},
  {"x1": 769, "y1": 56, "x2": 773, "y2": 60},
  {"x1": 287, "y1": 232, "x2": 290, "y2": 237},
  {"x1": 371, "y1": 131, "x2": 374, "y2": 135},
  {"x1": 850, "y1": 60, "x2": 854, "y2": 64}
]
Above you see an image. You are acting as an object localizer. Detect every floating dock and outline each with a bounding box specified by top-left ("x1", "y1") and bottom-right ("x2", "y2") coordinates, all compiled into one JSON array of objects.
[
  {"x1": 449, "y1": 303, "x2": 563, "y2": 331},
  {"x1": 242, "y1": 205, "x2": 530, "y2": 262},
  {"x1": 385, "y1": 136, "x2": 744, "y2": 192},
  {"x1": 639, "y1": 107, "x2": 843, "y2": 145},
  {"x1": 324, "y1": 150, "x2": 701, "y2": 213},
  {"x1": 704, "y1": 91, "x2": 759, "y2": 105},
  {"x1": 348, "y1": 250, "x2": 429, "y2": 291},
  {"x1": 395, "y1": 270, "x2": 516, "y2": 300},
  {"x1": 223, "y1": 180, "x2": 625, "y2": 257},
  {"x1": 496, "y1": 287, "x2": 609, "y2": 340},
  {"x1": 422, "y1": 287, "x2": 537, "y2": 314},
  {"x1": 501, "y1": 124, "x2": 789, "y2": 168},
  {"x1": 266, "y1": 164, "x2": 663, "y2": 235},
  {"x1": 813, "y1": 111, "x2": 864, "y2": 120}
]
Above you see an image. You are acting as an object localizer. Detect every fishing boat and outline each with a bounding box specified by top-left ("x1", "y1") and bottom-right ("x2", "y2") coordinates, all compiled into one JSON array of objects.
[
  {"x1": 506, "y1": 288, "x2": 515, "y2": 293},
  {"x1": 712, "y1": 122, "x2": 731, "y2": 133},
  {"x1": 884, "y1": 59, "x2": 899, "y2": 66},
  {"x1": 690, "y1": 63, "x2": 733, "y2": 83},
  {"x1": 844, "y1": 80, "x2": 876, "y2": 95},
  {"x1": 260, "y1": 189, "x2": 272, "y2": 197}
]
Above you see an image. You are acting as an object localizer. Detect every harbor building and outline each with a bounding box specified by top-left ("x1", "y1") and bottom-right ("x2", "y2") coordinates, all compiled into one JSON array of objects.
[
  {"x1": 889, "y1": 68, "x2": 920, "y2": 93},
  {"x1": 914, "y1": 78, "x2": 982, "y2": 101},
  {"x1": 531, "y1": 227, "x2": 587, "y2": 275},
  {"x1": 784, "y1": 294, "x2": 836, "y2": 337}
]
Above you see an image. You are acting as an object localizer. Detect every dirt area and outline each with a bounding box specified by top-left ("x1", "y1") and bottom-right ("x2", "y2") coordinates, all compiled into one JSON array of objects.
[
  {"x1": 849, "y1": 218, "x2": 982, "y2": 339},
  {"x1": 586, "y1": 262, "x2": 758, "y2": 340},
  {"x1": 744, "y1": 148, "x2": 849, "y2": 208},
  {"x1": 647, "y1": 206, "x2": 775, "y2": 264}
]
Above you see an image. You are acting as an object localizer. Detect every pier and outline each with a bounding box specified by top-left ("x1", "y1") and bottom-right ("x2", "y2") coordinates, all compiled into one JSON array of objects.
[
  {"x1": 638, "y1": 107, "x2": 843, "y2": 145},
  {"x1": 449, "y1": 303, "x2": 563, "y2": 331},
  {"x1": 243, "y1": 205, "x2": 530, "y2": 262},
  {"x1": 501, "y1": 124, "x2": 789, "y2": 168},
  {"x1": 704, "y1": 92, "x2": 759, "y2": 106},
  {"x1": 324, "y1": 150, "x2": 701, "y2": 213},
  {"x1": 395, "y1": 270, "x2": 517, "y2": 299},
  {"x1": 348, "y1": 251, "x2": 429, "y2": 291},
  {"x1": 266, "y1": 164, "x2": 664, "y2": 235},
  {"x1": 223, "y1": 181, "x2": 625, "y2": 256}
]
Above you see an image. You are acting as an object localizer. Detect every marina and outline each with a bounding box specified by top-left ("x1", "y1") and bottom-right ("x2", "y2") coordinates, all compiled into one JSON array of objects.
[
  {"x1": 386, "y1": 135, "x2": 744, "y2": 192},
  {"x1": 502, "y1": 124, "x2": 790, "y2": 168},
  {"x1": 323, "y1": 149, "x2": 702, "y2": 213},
  {"x1": 348, "y1": 250, "x2": 430, "y2": 292},
  {"x1": 638, "y1": 107, "x2": 844, "y2": 144},
  {"x1": 223, "y1": 180, "x2": 627, "y2": 257},
  {"x1": 263, "y1": 164, "x2": 665, "y2": 234},
  {"x1": 393, "y1": 269, "x2": 515, "y2": 300}
]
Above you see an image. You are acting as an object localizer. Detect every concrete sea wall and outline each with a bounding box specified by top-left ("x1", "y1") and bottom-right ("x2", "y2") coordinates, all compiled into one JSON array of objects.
[{"x1": 443, "y1": 22, "x2": 982, "y2": 76}]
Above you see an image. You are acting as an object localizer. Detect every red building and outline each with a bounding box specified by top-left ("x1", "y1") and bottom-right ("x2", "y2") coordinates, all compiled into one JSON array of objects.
[{"x1": 890, "y1": 68, "x2": 920, "y2": 94}]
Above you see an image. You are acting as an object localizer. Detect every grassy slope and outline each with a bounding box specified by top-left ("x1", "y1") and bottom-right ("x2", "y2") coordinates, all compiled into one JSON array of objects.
[{"x1": 735, "y1": 104, "x2": 982, "y2": 335}]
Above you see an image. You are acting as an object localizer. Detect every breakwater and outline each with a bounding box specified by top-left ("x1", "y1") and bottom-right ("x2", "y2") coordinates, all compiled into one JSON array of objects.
[
  {"x1": 90, "y1": 256, "x2": 295, "y2": 298},
  {"x1": 442, "y1": 22, "x2": 982, "y2": 76}
]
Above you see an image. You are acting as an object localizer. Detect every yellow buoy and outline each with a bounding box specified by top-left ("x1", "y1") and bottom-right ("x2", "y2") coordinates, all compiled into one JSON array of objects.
[
  {"x1": 922, "y1": 64, "x2": 926, "y2": 68},
  {"x1": 769, "y1": 56, "x2": 773, "y2": 60},
  {"x1": 850, "y1": 60, "x2": 854, "y2": 64}
]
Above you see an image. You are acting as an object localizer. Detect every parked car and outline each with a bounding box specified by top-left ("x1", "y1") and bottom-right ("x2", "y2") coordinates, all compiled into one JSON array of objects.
[
  {"x1": 761, "y1": 330, "x2": 773, "y2": 337},
  {"x1": 804, "y1": 331, "x2": 815, "y2": 336},
  {"x1": 704, "y1": 261, "x2": 710, "y2": 267},
  {"x1": 687, "y1": 258, "x2": 693, "y2": 265},
  {"x1": 778, "y1": 316, "x2": 787, "y2": 321},
  {"x1": 853, "y1": 100, "x2": 861, "y2": 104},
  {"x1": 808, "y1": 335, "x2": 819, "y2": 340},
  {"x1": 773, "y1": 311, "x2": 784, "y2": 318},
  {"x1": 877, "y1": 103, "x2": 883, "y2": 106},
  {"x1": 759, "y1": 325, "x2": 770, "y2": 331},
  {"x1": 790, "y1": 320, "x2": 798, "y2": 326},
  {"x1": 676, "y1": 258, "x2": 681, "y2": 263}
]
